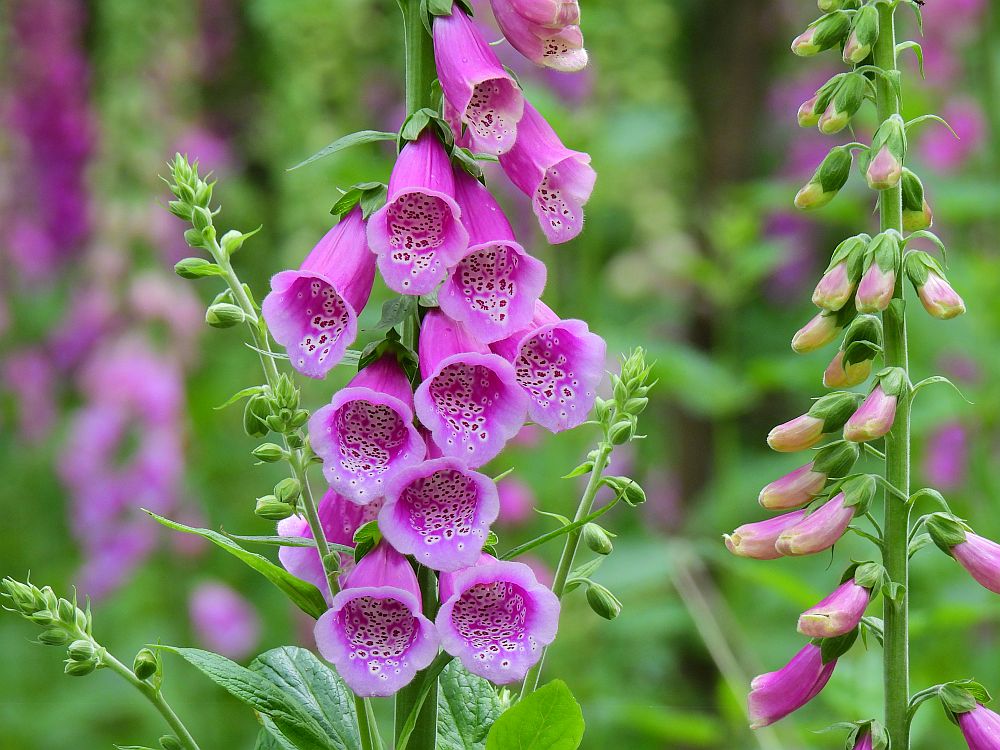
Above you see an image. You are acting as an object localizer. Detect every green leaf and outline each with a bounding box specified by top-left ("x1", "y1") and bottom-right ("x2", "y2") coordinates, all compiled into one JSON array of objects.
[
  {"x1": 214, "y1": 385, "x2": 265, "y2": 410},
  {"x1": 353, "y1": 520, "x2": 382, "y2": 562},
  {"x1": 255, "y1": 725, "x2": 296, "y2": 750},
  {"x1": 373, "y1": 296, "x2": 418, "y2": 331},
  {"x1": 163, "y1": 647, "x2": 338, "y2": 750},
  {"x1": 290, "y1": 130, "x2": 397, "y2": 171},
  {"x1": 250, "y1": 647, "x2": 360, "y2": 750},
  {"x1": 485, "y1": 680, "x2": 585, "y2": 750},
  {"x1": 437, "y1": 661, "x2": 503, "y2": 750},
  {"x1": 427, "y1": 0, "x2": 455, "y2": 15},
  {"x1": 223, "y1": 533, "x2": 354, "y2": 554},
  {"x1": 145, "y1": 511, "x2": 327, "y2": 619}
]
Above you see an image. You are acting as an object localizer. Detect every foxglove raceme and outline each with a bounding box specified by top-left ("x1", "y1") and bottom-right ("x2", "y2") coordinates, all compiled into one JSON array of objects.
[
  {"x1": 958, "y1": 704, "x2": 1000, "y2": 749},
  {"x1": 758, "y1": 441, "x2": 859, "y2": 510},
  {"x1": 797, "y1": 579, "x2": 870, "y2": 637},
  {"x1": 379, "y1": 456, "x2": 500, "y2": 571},
  {"x1": 314, "y1": 543, "x2": 438, "y2": 697},
  {"x1": 812, "y1": 235, "x2": 867, "y2": 311},
  {"x1": 490, "y1": 0, "x2": 588, "y2": 73},
  {"x1": 767, "y1": 391, "x2": 863, "y2": 452},
  {"x1": 905, "y1": 251, "x2": 966, "y2": 320},
  {"x1": 775, "y1": 475, "x2": 875, "y2": 556},
  {"x1": 414, "y1": 309, "x2": 528, "y2": 466},
  {"x1": 491, "y1": 300, "x2": 606, "y2": 433},
  {"x1": 439, "y1": 169, "x2": 547, "y2": 343},
  {"x1": 795, "y1": 146, "x2": 853, "y2": 210},
  {"x1": 367, "y1": 132, "x2": 469, "y2": 294},
  {"x1": 436, "y1": 555, "x2": 559, "y2": 683},
  {"x1": 748, "y1": 643, "x2": 836, "y2": 728},
  {"x1": 499, "y1": 102, "x2": 596, "y2": 244},
  {"x1": 263, "y1": 207, "x2": 376, "y2": 379},
  {"x1": 309, "y1": 355, "x2": 425, "y2": 504},
  {"x1": 433, "y1": 9, "x2": 524, "y2": 155},
  {"x1": 725, "y1": 510, "x2": 809, "y2": 560}
]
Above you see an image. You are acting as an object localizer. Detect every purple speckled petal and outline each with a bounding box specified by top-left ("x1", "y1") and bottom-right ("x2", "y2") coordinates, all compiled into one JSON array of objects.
[
  {"x1": 380, "y1": 456, "x2": 500, "y2": 571},
  {"x1": 436, "y1": 557, "x2": 559, "y2": 683},
  {"x1": 958, "y1": 704, "x2": 1000, "y2": 750},
  {"x1": 367, "y1": 133, "x2": 469, "y2": 294},
  {"x1": 498, "y1": 103, "x2": 594, "y2": 244},
  {"x1": 309, "y1": 357, "x2": 425, "y2": 504},
  {"x1": 439, "y1": 170, "x2": 547, "y2": 343},
  {"x1": 490, "y1": 0, "x2": 588, "y2": 72},
  {"x1": 748, "y1": 643, "x2": 836, "y2": 728},
  {"x1": 433, "y1": 9, "x2": 524, "y2": 155}
]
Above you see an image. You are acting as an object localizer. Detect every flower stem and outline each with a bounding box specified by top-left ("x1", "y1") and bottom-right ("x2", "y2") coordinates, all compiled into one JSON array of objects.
[
  {"x1": 873, "y1": 5, "x2": 911, "y2": 749},
  {"x1": 519, "y1": 439, "x2": 614, "y2": 698},
  {"x1": 100, "y1": 651, "x2": 202, "y2": 750},
  {"x1": 356, "y1": 694, "x2": 375, "y2": 750}
]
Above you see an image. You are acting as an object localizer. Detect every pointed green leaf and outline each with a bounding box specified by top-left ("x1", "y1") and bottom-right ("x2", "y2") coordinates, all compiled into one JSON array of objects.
[
  {"x1": 373, "y1": 296, "x2": 418, "y2": 331},
  {"x1": 290, "y1": 130, "x2": 397, "y2": 171},
  {"x1": 486, "y1": 680, "x2": 584, "y2": 750},
  {"x1": 437, "y1": 661, "x2": 503, "y2": 750}
]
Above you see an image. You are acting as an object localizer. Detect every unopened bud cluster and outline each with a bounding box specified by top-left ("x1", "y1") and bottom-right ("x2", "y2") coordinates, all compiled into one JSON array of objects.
[{"x1": 594, "y1": 347, "x2": 654, "y2": 446}]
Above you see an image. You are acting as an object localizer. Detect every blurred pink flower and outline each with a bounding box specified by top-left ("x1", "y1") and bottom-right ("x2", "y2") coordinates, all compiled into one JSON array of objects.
[
  {"x1": 519, "y1": 554, "x2": 554, "y2": 587},
  {"x1": 2, "y1": 348, "x2": 57, "y2": 443},
  {"x1": 923, "y1": 422, "x2": 968, "y2": 491},
  {"x1": 189, "y1": 581, "x2": 262, "y2": 660},
  {"x1": 764, "y1": 212, "x2": 819, "y2": 299},
  {"x1": 497, "y1": 477, "x2": 536, "y2": 526},
  {"x1": 917, "y1": 100, "x2": 985, "y2": 173}
]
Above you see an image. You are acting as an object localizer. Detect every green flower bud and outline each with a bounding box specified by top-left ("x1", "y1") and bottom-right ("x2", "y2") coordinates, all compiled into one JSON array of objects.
[
  {"x1": 265, "y1": 414, "x2": 287, "y2": 433},
  {"x1": 806, "y1": 391, "x2": 865, "y2": 432},
  {"x1": 134, "y1": 647, "x2": 160, "y2": 680},
  {"x1": 205, "y1": 303, "x2": 246, "y2": 329},
  {"x1": 582, "y1": 523, "x2": 615, "y2": 555},
  {"x1": 174, "y1": 257, "x2": 221, "y2": 279},
  {"x1": 866, "y1": 115, "x2": 906, "y2": 191},
  {"x1": 56, "y1": 598, "x2": 76, "y2": 624},
  {"x1": 289, "y1": 409, "x2": 310, "y2": 429},
  {"x1": 29, "y1": 610, "x2": 56, "y2": 626},
  {"x1": 191, "y1": 206, "x2": 213, "y2": 232},
  {"x1": 255, "y1": 496, "x2": 295, "y2": 521},
  {"x1": 274, "y1": 477, "x2": 302, "y2": 504},
  {"x1": 243, "y1": 395, "x2": 271, "y2": 438},
  {"x1": 160, "y1": 736, "x2": 184, "y2": 750},
  {"x1": 791, "y1": 11, "x2": 851, "y2": 56},
  {"x1": 64, "y1": 658, "x2": 96, "y2": 677},
  {"x1": 167, "y1": 200, "x2": 193, "y2": 221},
  {"x1": 795, "y1": 146, "x2": 853, "y2": 210},
  {"x1": 901, "y1": 169, "x2": 933, "y2": 231},
  {"x1": 811, "y1": 440, "x2": 861, "y2": 478},
  {"x1": 68, "y1": 639, "x2": 96, "y2": 662},
  {"x1": 840, "y1": 473, "x2": 877, "y2": 515},
  {"x1": 251, "y1": 443, "x2": 285, "y2": 463},
  {"x1": 586, "y1": 583, "x2": 622, "y2": 620},
  {"x1": 183, "y1": 228, "x2": 206, "y2": 248},
  {"x1": 274, "y1": 374, "x2": 299, "y2": 411},
  {"x1": 818, "y1": 73, "x2": 866, "y2": 134},
  {"x1": 1, "y1": 577, "x2": 38, "y2": 614},
  {"x1": 843, "y1": 4, "x2": 879, "y2": 64},
  {"x1": 608, "y1": 419, "x2": 635, "y2": 445},
  {"x1": 38, "y1": 628, "x2": 71, "y2": 646},
  {"x1": 604, "y1": 476, "x2": 646, "y2": 506},
  {"x1": 622, "y1": 397, "x2": 648, "y2": 416}
]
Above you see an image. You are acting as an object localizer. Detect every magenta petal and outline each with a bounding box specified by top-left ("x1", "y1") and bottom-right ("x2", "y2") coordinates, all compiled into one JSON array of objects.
[
  {"x1": 439, "y1": 171, "x2": 547, "y2": 343},
  {"x1": 748, "y1": 643, "x2": 835, "y2": 728},
  {"x1": 507, "y1": 0, "x2": 580, "y2": 26},
  {"x1": 499, "y1": 102, "x2": 595, "y2": 244},
  {"x1": 380, "y1": 456, "x2": 500, "y2": 571},
  {"x1": 775, "y1": 493, "x2": 855, "y2": 556},
  {"x1": 367, "y1": 133, "x2": 469, "y2": 294},
  {"x1": 490, "y1": 0, "x2": 588, "y2": 72},
  {"x1": 433, "y1": 9, "x2": 524, "y2": 155},
  {"x1": 436, "y1": 558, "x2": 559, "y2": 683},
  {"x1": 953, "y1": 533, "x2": 1000, "y2": 594},
  {"x1": 958, "y1": 704, "x2": 1000, "y2": 750},
  {"x1": 797, "y1": 580, "x2": 870, "y2": 637}
]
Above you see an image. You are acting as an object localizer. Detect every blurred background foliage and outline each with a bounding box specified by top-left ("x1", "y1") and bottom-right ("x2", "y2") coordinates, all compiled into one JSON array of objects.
[{"x1": 2, "y1": 0, "x2": 1000, "y2": 748}]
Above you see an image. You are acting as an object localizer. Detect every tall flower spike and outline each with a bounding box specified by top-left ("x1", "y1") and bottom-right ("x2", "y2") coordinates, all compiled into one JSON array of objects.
[
  {"x1": 379, "y1": 456, "x2": 500, "y2": 571},
  {"x1": 490, "y1": 0, "x2": 588, "y2": 73},
  {"x1": 436, "y1": 554, "x2": 559, "y2": 683},
  {"x1": 797, "y1": 578, "x2": 871, "y2": 638},
  {"x1": 438, "y1": 169, "x2": 547, "y2": 343},
  {"x1": 957, "y1": 704, "x2": 1000, "y2": 749},
  {"x1": 277, "y1": 489, "x2": 383, "y2": 598},
  {"x1": 367, "y1": 131, "x2": 469, "y2": 294},
  {"x1": 414, "y1": 309, "x2": 528, "y2": 466},
  {"x1": 748, "y1": 643, "x2": 837, "y2": 728},
  {"x1": 262, "y1": 207, "x2": 376, "y2": 379},
  {"x1": 498, "y1": 102, "x2": 596, "y2": 244},
  {"x1": 725, "y1": 510, "x2": 809, "y2": 560},
  {"x1": 758, "y1": 441, "x2": 860, "y2": 510},
  {"x1": 308, "y1": 354, "x2": 426, "y2": 505},
  {"x1": 314, "y1": 543, "x2": 438, "y2": 697},
  {"x1": 433, "y1": 9, "x2": 524, "y2": 156},
  {"x1": 491, "y1": 300, "x2": 606, "y2": 433},
  {"x1": 775, "y1": 475, "x2": 875, "y2": 556}
]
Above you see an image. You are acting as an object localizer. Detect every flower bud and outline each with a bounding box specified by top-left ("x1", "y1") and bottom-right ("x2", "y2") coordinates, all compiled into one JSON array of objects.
[
  {"x1": 843, "y1": 4, "x2": 878, "y2": 64},
  {"x1": 812, "y1": 235, "x2": 868, "y2": 310},
  {"x1": 582, "y1": 523, "x2": 614, "y2": 555},
  {"x1": 134, "y1": 647, "x2": 159, "y2": 680},
  {"x1": 818, "y1": 73, "x2": 866, "y2": 134},
  {"x1": 775, "y1": 490, "x2": 857, "y2": 556},
  {"x1": 791, "y1": 12, "x2": 851, "y2": 56},
  {"x1": 823, "y1": 350, "x2": 872, "y2": 388},
  {"x1": 174, "y1": 257, "x2": 220, "y2": 279},
  {"x1": 726, "y1": 510, "x2": 809, "y2": 560},
  {"x1": 251, "y1": 443, "x2": 285, "y2": 463},
  {"x1": 795, "y1": 146, "x2": 853, "y2": 210},
  {"x1": 905, "y1": 251, "x2": 966, "y2": 320},
  {"x1": 160, "y1": 737, "x2": 183, "y2": 750},
  {"x1": 64, "y1": 658, "x2": 97, "y2": 677},
  {"x1": 797, "y1": 579, "x2": 871, "y2": 638},
  {"x1": 791, "y1": 304, "x2": 854, "y2": 354},
  {"x1": 586, "y1": 583, "x2": 622, "y2": 620},
  {"x1": 901, "y1": 168, "x2": 933, "y2": 231},
  {"x1": 255, "y1": 495, "x2": 295, "y2": 521},
  {"x1": 818, "y1": 0, "x2": 855, "y2": 11},
  {"x1": 68, "y1": 639, "x2": 96, "y2": 662},
  {"x1": 759, "y1": 465, "x2": 827, "y2": 510},
  {"x1": 865, "y1": 115, "x2": 906, "y2": 190},
  {"x1": 855, "y1": 231, "x2": 901, "y2": 313},
  {"x1": 603, "y1": 476, "x2": 645, "y2": 506},
  {"x1": 797, "y1": 74, "x2": 844, "y2": 128},
  {"x1": 243, "y1": 395, "x2": 271, "y2": 438},
  {"x1": 38, "y1": 627, "x2": 70, "y2": 646},
  {"x1": 274, "y1": 477, "x2": 302, "y2": 504},
  {"x1": 608, "y1": 419, "x2": 635, "y2": 445},
  {"x1": 767, "y1": 415, "x2": 824, "y2": 453},
  {"x1": 205, "y1": 302, "x2": 246, "y2": 329}
]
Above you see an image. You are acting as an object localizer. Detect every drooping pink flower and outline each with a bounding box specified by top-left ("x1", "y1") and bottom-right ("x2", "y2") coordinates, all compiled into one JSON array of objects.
[
  {"x1": 314, "y1": 543, "x2": 438, "y2": 697},
  {"x1": 791, "y1": 311, "x2": 841, "y2": 354},
  {"x1": 952, "y1": 533, "x2": 1000, "y2": 595},
  {"x1": 916, "y1": 271, "x2": 966, "y2": 320},
  {"x1": 309, "y1": 355, "x2": 425, "y2": 505},
  {"x1": 498, "y1": 102, "x2": 595, "y2": 244},
  {"x1": 379, "y1": 456, "x2": 500, "y2": 571},
  {"x1": 490, "y1": 0, "x2": 588, "y2": 73},
  {"x1": 725, "y1": 510, "x2": 809, "y2": 560},
  {"x1": 433, "y1": 8, "x2": 524, "y2": 155},
  {"x1": 812, "y1": 261, "x2": 855, "y2": 311},
  {"x1": 438, "y1": 169, "x2": 546, "y2": 343},
  {"x1": 491, "y1": 300, "x2": 605, "y2": 433},
  {"x1": 262, "y1": 207, "x2": 376, "y2": 379},
  {"x1": 748, "y1": 643, "x2": 836, "y2": 729},
  {"x1": 189, "y1": 581, "x2": 262, "y2": 661},
  {"x1": 855, "y1": 262, "x2": 896, "y2": 314},
  {"x1": 824, "y1": 351, "x2": 873, "y2": 389},
  {"x1": 414, "y1": 309, "x2": 528, "y2": 466},
  {"x1": 775, "y1": 492, "x2": 855, "y2": 556},
  {"x1": 958, "y1": 704, "x2": 1000, "y2": 749},
  {"x1": 436, "y1": 554, "x2": 559, "y2": 683},
  {"x1": 758, "y1": 441, "x2": 860, "y2": 510},
  {"x1": 797, "y1": 580, "x2": 870, "y2": 638},
  {"x1": 844, "y1": 385, "x2": 897, "y2": 443},
  {"x1": 367, "y1": 132, "x2": 469, "y2": 294},
  {"x1": 767, "y1": 415, "x2": 824, "y2": 453}
]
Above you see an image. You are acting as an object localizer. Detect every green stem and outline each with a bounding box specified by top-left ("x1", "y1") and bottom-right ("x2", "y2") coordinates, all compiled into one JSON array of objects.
[
  {"x1": 356, "y1": 694, "x2": 375, "y2": 750},
  {"x1": 100, "y1": 651, "x2": 202, "y2": 750},
  {"x1": 519, "y1": 440, "x2": 614, "y2": 698},
  {"x1": 873, "y1": 6, "x2": 911, "y2": 750},
  {"x1": 395, "y1": 567, "x2": 440, "y2": 748}
]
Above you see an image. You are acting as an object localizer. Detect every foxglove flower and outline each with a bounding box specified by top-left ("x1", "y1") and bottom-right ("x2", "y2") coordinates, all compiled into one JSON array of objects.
[
  {"x1": 905, "y1": 251, "x2": 966, "y2": 320},
  {"x1": 277, "y1": 489, "x2": 383, "y2": 594},
  {"x1": 499, "y1": 102, "x2": 596, "y2": 244},
  {"x1": 797, "y1": 579, "x2": 870, "y2": 638},
  {"x1": 438, "y1": 169, "x2": 547, "y2": 343},
  {"x1": 758, "y1": 441, "x2": 859, "y2": 510},
  {"x1": 812, "y1": 235, "x2": 867, "y2": 311},
  {"x1": 263, "y1": 207, "x2": 376, "y2": 379},
  {"x1": 490, "y1": 0, "x2": 588, "y2": 73},
  {"x1": 379, "y1": 457, "x2": 500, "y2": 571},
  {"x1": 314, "y1": 543, "x2": 438, "y2": 697},
  {"x1": 791, "y1": 310, "x2": 842, "y2": 353},
  {"x1": 958, "y1": 704, "x2": 1000, "y2": 749},
  {"x1": 725, "y1": 510, "x2": 809, "y2": 560},
  {"x1": 824, "y1": 350, "x2": 873, "y2": 389},
  {"x1": 794, "y1": 146, "x2": 853, "y2": 210},
  {"x1": 775, "y1": 476, "x2": 874, "y2": 556},
  {"x1": 367, "y1": 132, "x2": 469, "y2": 294},
  {"x1": 790, "y1": 12, "x2": 851, "y2": 57},
  {"x1": 309, "y1": 355, "x2": 425, "y2": 504},
  {"x1": 901, "y1": 168, "x2": 933, "y2": 232},
  {"x1": 844, "y1": 386, "x2": 896, "y2": 442},
  {"x1": 492, "y1": 300, "x2": 605, "y2": 433},
  {"x1": 414, "y1": 309, "x2": 528, "y2": 466},
  {"x1": 767, "y1": 391, "x2": 862, "y2": 452},
  {"x1": 436, "y1": 555, "x2": 559, "y2": 683},
  {"x1": 952, "y1": 533, "x2": 1000, "y2": 595},
  {"x1": 843, "y1": 5, "x2": 878, "y2": 64},
  {"x1": 189, "y1": 581, "x2": 261, "y2": 660},
  {"x1": 855, "y1": 231, "x2": 900, "y2": 313},
  {"x1": 865, "y1": 115, "x2": 906, "y2": 191},
  {"x1": 748, "y1": 643, "x2": 836, "y2": 728},
  {"x1": 433, "y1": 9, "x2": 524, "y2": 155}
]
